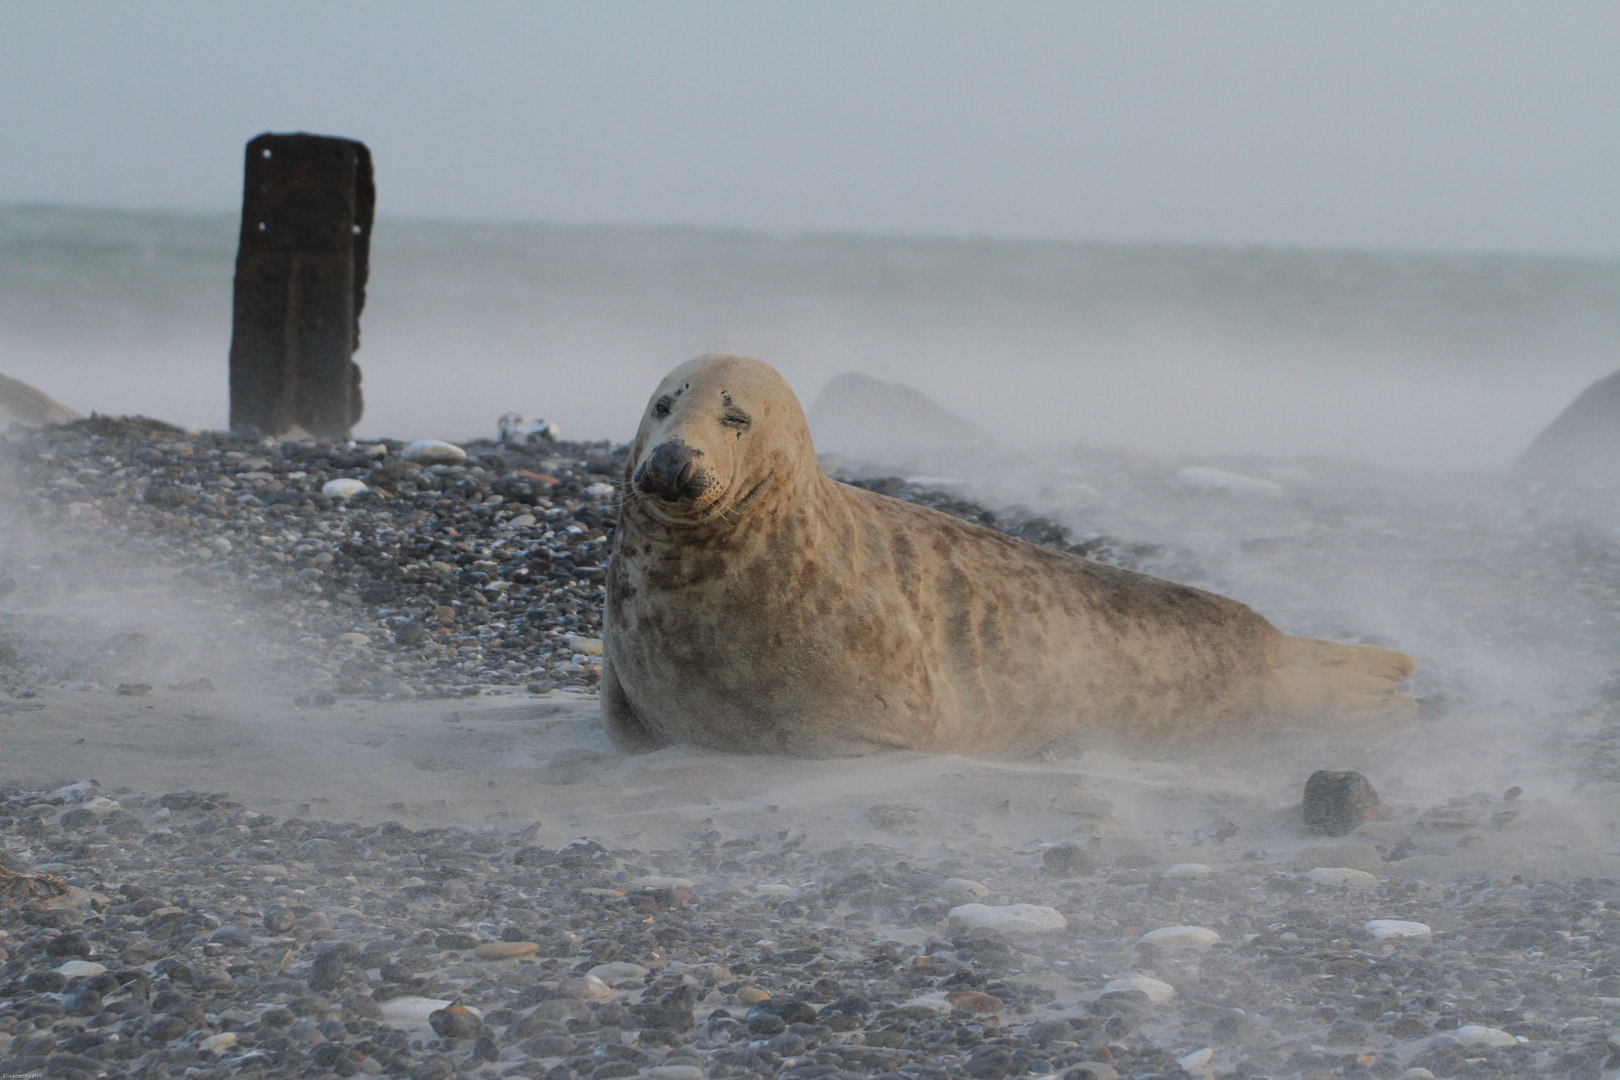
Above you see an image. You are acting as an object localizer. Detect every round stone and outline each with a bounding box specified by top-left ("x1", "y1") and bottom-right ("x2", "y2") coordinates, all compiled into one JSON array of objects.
[
  {"x1": 1161, "y1": 862, "x2": 1213, "y2": 879},
  {"x1": 1307, "y1": 867, "x2": 1378, "y2": 887},
  {"x1": 1365, "y1": 919, "x2": 1432, "y2": 939},
  {"x1": 563, "y1": 974, "x2": 613, "y2": 1001},
  {"x1": 1138, "y1": 925, "x2": 1221, "y2": 951},
  {"x1": 402, "y1": 440, "x2": 467, "y2": 465},
  {"x1": 1100, "y1": 976, "x2": 1175, "y2": 1003},
  {"x1": 587, "y1": 961, "x2": 646, "y2": 980},
  {"x1": 473, "y1": 941, "x2": 539, "y2": 960},
  {"x1": 322, "y1": 478, "x2": 368, "y2": 500},
  {"x1": 947, "y1": 902, "x2": 1067, "y2": 934}
]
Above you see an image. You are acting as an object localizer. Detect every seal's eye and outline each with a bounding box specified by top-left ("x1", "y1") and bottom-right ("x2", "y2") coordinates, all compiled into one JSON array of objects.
[
  {"x1": 653, "y1": 397, "x2": 672, "y2": 419},
  {"x1": 721, "y1": 409, "x2": 751, "y2": 431}
]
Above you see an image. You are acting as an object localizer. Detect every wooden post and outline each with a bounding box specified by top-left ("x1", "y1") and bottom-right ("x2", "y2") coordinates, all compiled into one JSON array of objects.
[{"x1": 228, "y1": 132, "x2": 373, "y2": 439}]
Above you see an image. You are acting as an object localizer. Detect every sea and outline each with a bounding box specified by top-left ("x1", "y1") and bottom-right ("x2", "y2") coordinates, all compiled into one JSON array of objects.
[{"x1": 2, "y1": 202, "x2": 1617, "y2": 471}]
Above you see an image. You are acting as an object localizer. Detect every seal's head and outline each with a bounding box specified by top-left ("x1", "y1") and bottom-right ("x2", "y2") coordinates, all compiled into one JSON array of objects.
[{"x1": 627, "y1": 354, "x2": 818, "y2": 527}]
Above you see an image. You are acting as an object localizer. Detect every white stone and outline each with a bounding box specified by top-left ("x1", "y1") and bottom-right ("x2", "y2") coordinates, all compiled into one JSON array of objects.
[
  {"x1": 585, "y1": 482, "x2": 618, "y2": 498},
  {"x1": 402, "y1": 440, "x2": 467, "y2": 465},
  {"x1": 1177, "y1": 1047, "x2": 1213, "y2": 1070},
  {"x1": 504, "y1": 513, "x2": 537, "y2": 528},
  {"x1": 55, "y1": 960, "x2": 106, "y2": 978},
  {"x1": 1175, "y1": 465, "x2": 1286, "y2": 498},
  {"x1": 1161, "y1": 863, "x2": 1212, "y2": 879},
  {"x1": 1401, "y1": 1070, "x2": 1436, "y2": 1079},
  {"x1": 564, "y1": 974, "x2": 614, "y2": 1001},
  {"x1": 1101, "y1": 976, "x2": 1175, "y2": 1003},
  {"x1": 380, "y1": 996, "x2": 466, "y2": 1024},
  {"x1": 588, "y1": 961, "x2": 647, "y2": 981},
  {"x1": 322, "y1": 478, "x2": 368, "y2": 500},
  {"x1": 1445, "y1": 1025, "x2": 1517, "y2": 1048},
  {"x1": 254, "y1": 864, "x2": 289, "y2": 878},
  {"x1": 755, "y1": 883, "x2": 793, "y2": 895},
  {"x1": 1138, "y1": 925, "x2": 1221, "y2": 951},
  {"x1": 363, "y1": 443, "x2": 388, "y2": 458},
  {"x1": 81, "y1": 796, "x2": 121, "y2": 813},
  {"x1": 200, "y1": 1032, "x2": 237, "y2": 1054},
  {"x1": 897, "y1": 993, "x2": 955, "y2": 1016},
  {"x1": 688, "y1": 963, "x2": 732, "y2": 983},
  {"x1": 1307, "y1": 867, "x2": 1378, "y2": 888},
  {"x1": 647, "y1": 1067, "x2": 704, "y2": 1080},
  {"x1": 943, "y1": 877, "x2": 991, "y2": 896},
  {"x1": 628, "y1": 876, "x2": 694, "y2": 889},
  {"x1": 1365, "y1": 919, "x2": 1432, "y2": 939},
  {"x1": 948, "y1": 903, "x2": 1067, "y2": 934},
  {"x1": 569, "y1": 635, "x2": 605, "y2": 656}
]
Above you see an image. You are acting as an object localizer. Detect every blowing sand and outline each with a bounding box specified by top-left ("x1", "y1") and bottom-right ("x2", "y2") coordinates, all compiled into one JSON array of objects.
[{"x1": 4, "y1": 421, "x2": 1620, "y2": 1078}]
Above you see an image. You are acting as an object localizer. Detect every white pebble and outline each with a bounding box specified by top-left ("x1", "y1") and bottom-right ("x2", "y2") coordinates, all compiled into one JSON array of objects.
[
  {"x1": 322, "y1": 478, "x2": 368, "y2": 500},
  {"x1": 1365, "y1": 919, "x2": 1432, "y2": 939},
  {"x1": 1138, "y1": 925, "x2": 1221, "y2": 951},
  {"x1": 55, "y1": 960, "x2": 107, "y2": 978},
  {"x1": 1401, "y1": 1071, "x2": 1436, "y2": 1080},
  {"x1": 568, "y1": 635, "x2": 605, "y2": 656},
  {"x1": 1177, "y1": 1047, "x2": 1213, "y2": 1070},
  {"x1": 585, "y1": 481, "x2": 618, "y2": 498},
  {"x1": 564, "y1": 974, "x2": 613, "y2": 1001},
  {"x1": 200, "y1": 1032, "x2": 237, "y2": 1054},
  {"x1": 687, "y1": 962, "x2": 732, "y2": 983},
  {"x1": 588, "y1": 961, "x2": 647, "y2": 981},
  {"x1": 755, "y1": 883, "x2": 793, "y2": 895},
  {"x1": 647, "y1": 1068, "x2": 704, "y2": 1080},
  {"x1": 1100, "y1": 976, "x2": 1175, "y2": 1003},
  {"x1": 1307, "y1": 867, "x2": 1378, "y2": 888},
  {"x1": 1161, "y1": 862, "x2": 1212, "y2": 879},
  {"x1": 948, "y1": 903, "x2": 1067, "y2": 934},
  {"x1": 1443, "y1": 1025, "x2": 1518, "y2": 1048},
  {"x1": 379, "y1": 996, "x2": 463, "y2": 1023},
  {"x1": 402, "y1": 439, "x2": 467, "y2": 465},
  {"x1": 943, "y1": 877, "x2": 991, "y2": 896}
]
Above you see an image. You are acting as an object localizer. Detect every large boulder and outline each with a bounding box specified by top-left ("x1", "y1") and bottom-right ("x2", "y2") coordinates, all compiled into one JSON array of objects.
[
  {"x1": 1517, "y1": 368, "x2": 1620, "y2": 480},
  {"x1": 806, "y1": 372, "x2": 992, "y2": 460}
]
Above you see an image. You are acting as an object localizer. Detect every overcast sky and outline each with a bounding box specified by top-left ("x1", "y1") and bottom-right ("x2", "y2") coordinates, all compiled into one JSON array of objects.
[{"x1": 2, "y1": 1, "x2": 1617, "y2": 256}]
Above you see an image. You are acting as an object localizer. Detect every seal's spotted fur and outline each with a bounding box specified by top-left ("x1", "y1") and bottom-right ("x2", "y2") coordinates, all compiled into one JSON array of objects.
[{"x1": 604, "y1": 354, "x2": 1414, "y2": 755}]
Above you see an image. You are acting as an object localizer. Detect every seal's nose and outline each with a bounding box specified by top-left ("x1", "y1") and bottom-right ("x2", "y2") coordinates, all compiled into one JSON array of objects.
[{"x1": 634, "y1": 441, "x2": 707, "y2": 502}]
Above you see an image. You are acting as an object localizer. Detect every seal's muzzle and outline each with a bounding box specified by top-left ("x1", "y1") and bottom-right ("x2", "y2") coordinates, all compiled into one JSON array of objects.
[{"x1": 634, "y1": 441, "x2": 709, "y2": 502}]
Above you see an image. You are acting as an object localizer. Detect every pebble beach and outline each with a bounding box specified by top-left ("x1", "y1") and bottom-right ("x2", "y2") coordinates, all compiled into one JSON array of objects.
[{"x1": 3, "y1": 417, "x2": 1620, "y2": 1080}]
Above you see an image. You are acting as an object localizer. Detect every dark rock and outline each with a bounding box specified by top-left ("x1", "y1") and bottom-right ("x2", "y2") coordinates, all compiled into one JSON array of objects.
[
  {"x1": 428, "y1": 1002, "x2": 484, "y2": 1040},
  {"x1": 1303, "y1": 770, "x2": 1380, "y2": 837},
  {"x1": 967, "y1": 1046, "x2": 1014, "y2": 1079},
  {"x1": 263, "y1": 907, "x2": 297, "y2": 933},
  {"x1": 1517, "y1": 367, "x2": 1620, "y2": 480},
  {"x1": 208, "y1": 925, "x2": 253, "y2": 948},
  {"x1": 46, "y1": 932, "x2": 92, "y2": 957},
  {"x1": 1042, "y1": 844, "x2": 1093, "y2": 877}
]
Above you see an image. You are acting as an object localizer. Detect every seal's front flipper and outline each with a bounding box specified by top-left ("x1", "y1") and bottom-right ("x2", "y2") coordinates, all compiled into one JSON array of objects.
[{"x1": 601, "y1": 656, "x2": 667, "y2": 752}]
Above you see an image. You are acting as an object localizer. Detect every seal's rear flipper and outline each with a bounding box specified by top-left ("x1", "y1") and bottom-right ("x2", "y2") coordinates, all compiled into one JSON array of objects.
[
  {"x1": 1271, "y1": 635, "x2": 1417, "y2": 726},
  {"x1": 601, "y1": 657, "x2": 668, "y2": 752}
]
